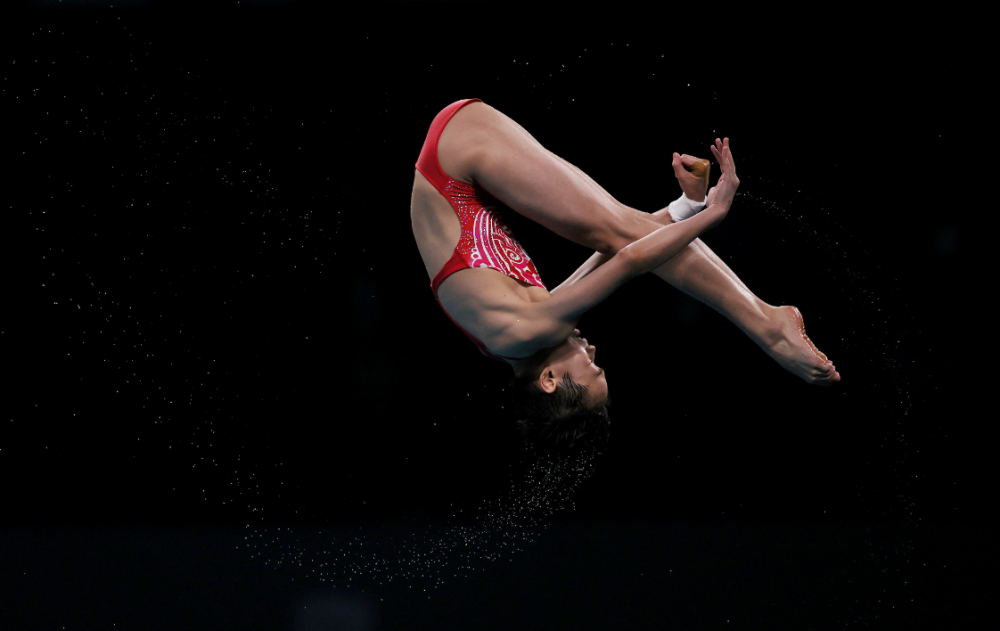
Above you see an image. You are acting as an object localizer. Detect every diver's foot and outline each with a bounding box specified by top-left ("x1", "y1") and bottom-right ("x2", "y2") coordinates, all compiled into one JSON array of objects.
[{"x1": 762, "y1": 305, "x2": 841, "y2": 386}]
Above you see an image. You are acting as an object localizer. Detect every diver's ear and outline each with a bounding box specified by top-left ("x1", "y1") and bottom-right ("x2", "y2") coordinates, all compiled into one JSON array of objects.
[{"x1": 539, "y1": 368, "x2": 558, "y2": 394}]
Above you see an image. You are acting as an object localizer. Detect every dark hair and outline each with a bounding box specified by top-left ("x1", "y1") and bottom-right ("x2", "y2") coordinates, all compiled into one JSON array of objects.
[{"x1": 509, "y1": 346, "x2": 611, "y2": 451}]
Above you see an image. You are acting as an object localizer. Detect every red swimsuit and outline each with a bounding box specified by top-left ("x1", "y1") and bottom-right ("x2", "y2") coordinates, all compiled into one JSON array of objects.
[{"x1": 415, "y1": 98, "x2": 547, "y2": 362}]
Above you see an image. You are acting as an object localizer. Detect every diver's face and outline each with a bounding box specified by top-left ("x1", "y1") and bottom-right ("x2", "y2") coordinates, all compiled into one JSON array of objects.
[{"x1": 538, "y1": 329, "x2": 608, "y2": 400}]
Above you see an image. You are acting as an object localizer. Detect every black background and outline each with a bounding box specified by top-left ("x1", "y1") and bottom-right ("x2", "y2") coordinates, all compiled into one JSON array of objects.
[{"x1": 3, "y1": 2, "x2": 989, "y2": 629}]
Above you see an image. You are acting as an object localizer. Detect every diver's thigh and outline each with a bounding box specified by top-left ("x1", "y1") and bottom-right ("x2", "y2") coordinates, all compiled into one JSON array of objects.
[{"x1": 450, "y1": 102, "x2": 631, "y2": 254}]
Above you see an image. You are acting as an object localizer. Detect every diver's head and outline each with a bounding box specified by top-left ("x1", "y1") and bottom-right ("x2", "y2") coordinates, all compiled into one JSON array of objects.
[{"x1": 509, "y1": 329, "x2": 611, "y2": 451}]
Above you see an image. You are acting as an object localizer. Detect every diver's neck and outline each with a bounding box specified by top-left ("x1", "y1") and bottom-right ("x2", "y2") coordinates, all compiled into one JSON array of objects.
[{"x1": 507, "y1": 356, "x2": 530, "y2": 375}]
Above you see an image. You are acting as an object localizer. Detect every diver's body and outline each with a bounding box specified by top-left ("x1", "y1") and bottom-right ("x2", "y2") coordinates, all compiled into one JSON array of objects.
[{"x1": 411, "y1": 99, "x2": 840, "y2": 393}]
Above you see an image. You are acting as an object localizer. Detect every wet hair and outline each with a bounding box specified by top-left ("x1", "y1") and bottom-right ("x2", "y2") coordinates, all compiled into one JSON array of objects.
[{"x1": 509, "y1": 345, "x2": 611, "y2": 452}]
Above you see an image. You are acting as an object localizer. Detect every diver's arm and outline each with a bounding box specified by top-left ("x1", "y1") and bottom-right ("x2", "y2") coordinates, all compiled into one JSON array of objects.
[
  {"x1": 628, "y1": 205, "x2": 726, "y2": 273},
  {"x1": 550, "y1": 185, "x2": 709, "y2": 294},
  {"x1": 549, "y1": 251, "x2": 611, "y2": 295},
  {"x1": 522, "y1": 206, "x2": 726, "y2": 347},
  {"x1": 551, "y1": 176, "x2": 711, "y2": 294},
  {"x1": 519, "y1": 247, "x2": 642, "y2": 347},
  {"x1": 532, "y1": 139, "x2": 737, "y2": 342}
]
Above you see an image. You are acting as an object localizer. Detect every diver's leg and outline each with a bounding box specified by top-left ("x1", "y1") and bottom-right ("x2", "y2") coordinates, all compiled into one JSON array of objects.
[
  {"x1": 560, "y1": 227, "x2": 840, "y2": 385},
  {"x1": 539, "y1": 146, "x2": 778, "y2": 342},
  {"x1": 442, "y1": 100, "x2": 663, "y2": 255},
  {"x1": 647, "y1": 210, "x2": 840, "y2": 385},
  {"x1": 550, "y1": 154, "x2": 840, "y2": 385},
  {"x1": 449, "y1": 102, "x2": 773, "y2": 342},
  {"x1": 446, "y1": 102, "x2": 838, "y2": 384}
]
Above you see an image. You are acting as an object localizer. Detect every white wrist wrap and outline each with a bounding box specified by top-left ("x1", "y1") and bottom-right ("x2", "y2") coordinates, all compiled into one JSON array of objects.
[{"x1": 667, "y1": 192, "x2": 708, "y2": 222}]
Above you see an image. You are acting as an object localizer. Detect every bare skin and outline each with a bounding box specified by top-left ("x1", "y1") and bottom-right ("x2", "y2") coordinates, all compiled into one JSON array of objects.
[
  {"x1": 531, "y1": 140, "x2": 840, "y2": 388},
  {"x1": 410, "y1": 101, "x2": 839, "y2": 396},
  {"x1": 533, "y1": 328, "x2": 608, "y2": 400}
]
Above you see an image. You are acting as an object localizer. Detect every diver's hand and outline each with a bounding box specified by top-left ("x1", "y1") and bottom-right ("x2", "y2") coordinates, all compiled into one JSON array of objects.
[
  {"x1": 671, "y1": 153, "x2": 710, "y2": 202},
  {"x1": 707, "y1": 137, "x2": 739, "y2": 217}
]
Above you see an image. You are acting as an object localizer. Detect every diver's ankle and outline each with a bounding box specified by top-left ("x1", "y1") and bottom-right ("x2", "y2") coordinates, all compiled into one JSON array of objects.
[{"x1": 758, "y1": 304, "x2": 787, "y2": 348}]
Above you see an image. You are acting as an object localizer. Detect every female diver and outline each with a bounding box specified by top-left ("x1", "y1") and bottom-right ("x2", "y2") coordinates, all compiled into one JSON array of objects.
[{"x1": 410, "y1": 99, "x2": 840, "y2": 448}]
